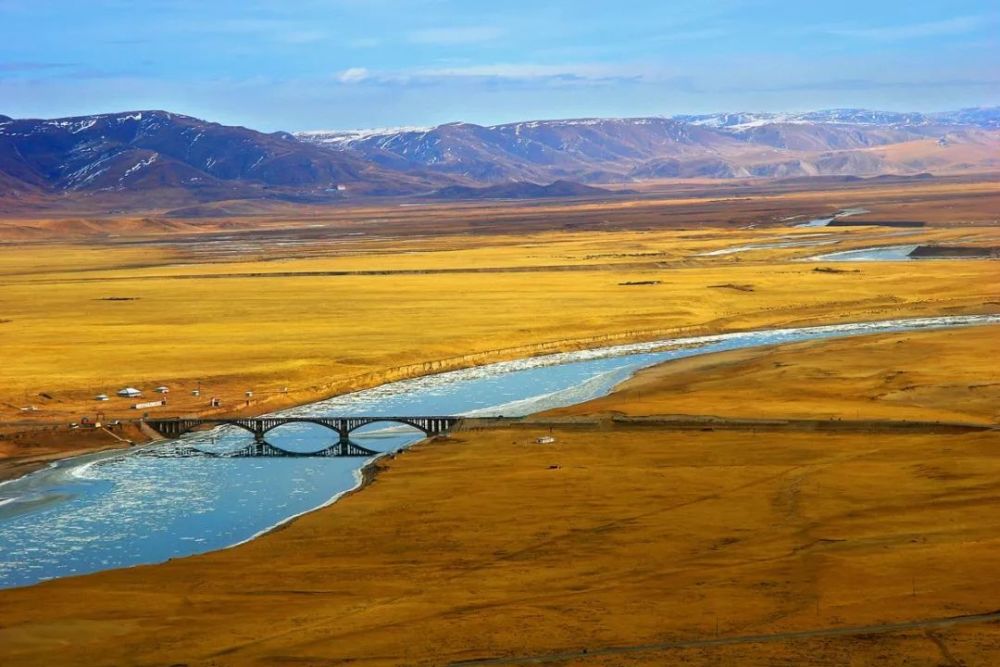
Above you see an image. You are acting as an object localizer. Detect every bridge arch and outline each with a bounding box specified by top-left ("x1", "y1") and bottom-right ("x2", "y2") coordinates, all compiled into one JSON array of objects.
[
  {"x1": 256, "y1": 418, "x2": 344, "y2": 437},
  {"x1": 144, "y1": 416, "x2": 461, "y2": 442},
  {"x1": 343, "y1": 417, "x2": 436, "y2": 436},
  {"x1": 214, "y1": 420, "x2": 262, "y2": 437}
]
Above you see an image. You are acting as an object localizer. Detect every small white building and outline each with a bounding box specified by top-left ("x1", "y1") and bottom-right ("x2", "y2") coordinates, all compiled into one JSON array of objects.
[
  {"x1": 117, "y1": 387, "x2": 142, "y2": 398},
  {"x1": 154, "y1": 386, "x2": 170, "y2": 394},
  {"x1": 95, "y1": 394, "x2": 109, "y2": 401},
  {"x1": 536, "y1": 436, "x2": 556, "y2": 445}
]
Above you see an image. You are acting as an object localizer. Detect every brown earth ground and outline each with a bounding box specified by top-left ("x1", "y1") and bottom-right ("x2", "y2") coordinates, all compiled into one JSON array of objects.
[
  {"x1": 1, "y1": 177, "x2": 998, "y2": 477},
  {"x1": 4, "y1": 174, "x2": 998, "y2": 235},
  {"x1": 1, "y1": 325, "x2": 1000, "y2": 666}
]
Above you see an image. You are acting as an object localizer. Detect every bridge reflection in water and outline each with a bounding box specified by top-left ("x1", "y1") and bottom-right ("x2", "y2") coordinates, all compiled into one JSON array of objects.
[
  {"x1": 166, "y1": 439, "x2": 382, "y2": 458},
  {"x1": 142, "y1": 416, "x2": 462, "y2": 458}
]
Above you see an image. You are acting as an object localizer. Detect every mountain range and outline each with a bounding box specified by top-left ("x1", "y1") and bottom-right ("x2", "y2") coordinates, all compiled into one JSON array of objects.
[
  {"x1": 297, "y1": 108, "x2": 1000, "y2": 183},
  {"x1": 1, "y1": 107, "x2": 998, "y2": 210},
  {"x1": 0, "y1": 111, "x2": 443, "y2": 207}
]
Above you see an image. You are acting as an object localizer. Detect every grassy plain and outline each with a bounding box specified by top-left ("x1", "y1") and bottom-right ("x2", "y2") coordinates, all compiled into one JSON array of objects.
[
  {"x1": 0, "y1": 177, "x2": 997, "y2": 474},
  {"x1": 550, "y1": 325, "x2": 1000, "y2": 425},
  {"x1": 0, "y1": 177, "x2": 998, "y2": 662},
  {"x1": 1, "y1": 228, "x2": 997, "y2": 421},
  {"x1": 1, "y1": 325, "x2": 999, "y2": 666}
]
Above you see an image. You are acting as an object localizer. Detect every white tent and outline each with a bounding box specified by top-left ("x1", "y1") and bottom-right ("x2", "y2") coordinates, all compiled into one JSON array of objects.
[{"x1": 117, "y1": 387, "x2": 142, "y2": 397}]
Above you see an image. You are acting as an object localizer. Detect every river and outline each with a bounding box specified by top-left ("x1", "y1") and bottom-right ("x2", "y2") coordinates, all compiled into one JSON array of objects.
[{"x1": 0, "y1": 314, "x2": 997, "y2": 589}]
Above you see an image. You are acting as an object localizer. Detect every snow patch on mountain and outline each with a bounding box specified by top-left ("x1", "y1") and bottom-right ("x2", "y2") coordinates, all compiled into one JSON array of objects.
[
  {"x1": 297, "y1": 126, "x2": 432, "y2": 145},
  {"x1": 121, "y1": 155, "x2": 158, "y2": 181}
]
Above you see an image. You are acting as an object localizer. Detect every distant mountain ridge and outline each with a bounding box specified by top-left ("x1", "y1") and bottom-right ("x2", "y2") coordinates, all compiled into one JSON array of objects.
[
  {"x1": 673, "y1": 108, "x2": 1000, "y2": 129},
  {"x1": 0, "y1": 110, "x2": 442, "y2": 205},
  {"x1": 299, "y1": 106, "x2": 1000, "y2": 183},
  {"x1": 1, "y1": 106, "x2": 998, "y2": 210}
]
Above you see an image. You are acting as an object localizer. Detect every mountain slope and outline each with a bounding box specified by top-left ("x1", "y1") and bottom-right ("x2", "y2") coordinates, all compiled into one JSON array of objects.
[
  {"x1": 301, "y1": 107, "x2": 1000, "y2": 184},
  {"x1": 0, "y1": 111, "x2": 441, "y2": 204},
  {"x1": 299, "y1": 117, "x2": 749, "y2": 183},
  {"x1": 1, "y1": 106, "x2": 997, "y2": 211}
]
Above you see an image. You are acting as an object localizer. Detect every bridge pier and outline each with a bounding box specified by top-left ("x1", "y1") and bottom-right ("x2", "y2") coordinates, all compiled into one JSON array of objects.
[{"x1": 333, "y1": 431, "x2": 347, "y2": 456}]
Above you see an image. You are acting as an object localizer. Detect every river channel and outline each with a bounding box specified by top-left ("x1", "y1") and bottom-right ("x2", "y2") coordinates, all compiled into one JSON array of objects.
[{"x1": 0, "y1": 314, "x2": 997, "y2": 589}]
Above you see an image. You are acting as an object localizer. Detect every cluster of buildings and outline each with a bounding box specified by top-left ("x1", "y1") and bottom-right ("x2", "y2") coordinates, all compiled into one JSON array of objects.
[
  {"x1": 94, "y1": 385, "x2": 257, "y2": 410},
  {"x1": 94, "y1": 386, "x2": 172, "y2": 410},
  {"x1": 93, "y1": 386, "x2": 170, "y2": 402}
]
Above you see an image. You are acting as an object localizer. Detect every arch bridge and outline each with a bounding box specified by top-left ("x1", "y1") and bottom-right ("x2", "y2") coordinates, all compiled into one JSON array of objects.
[{"x1": 144, "y1": 416, "x2": 461, "y2": 457}]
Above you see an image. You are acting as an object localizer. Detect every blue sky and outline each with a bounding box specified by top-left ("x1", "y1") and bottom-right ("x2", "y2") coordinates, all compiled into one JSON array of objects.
[{"x1": 1, "y1": 0, "x2": 997, "y2": 130}]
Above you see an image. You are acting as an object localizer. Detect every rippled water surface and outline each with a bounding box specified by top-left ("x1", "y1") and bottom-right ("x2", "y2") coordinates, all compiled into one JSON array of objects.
[{"x1": 1, "y1": 315, "x2": 997, "y2": 588}]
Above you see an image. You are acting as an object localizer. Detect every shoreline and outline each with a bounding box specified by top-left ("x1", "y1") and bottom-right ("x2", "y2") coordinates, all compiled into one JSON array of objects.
[
  {"x1": 0, "y1": 317, "x2": 995, "y2": 589},
  {"x1": 0, "y1": 426, "x2": 145, "y2": 483},
  {"x1": 223, "y1": 444, "x2": 393, "y2": 551},
  {"x1": 205, "y1": 317, "x2": 996, "y2": 585},
  {"x1": 1, "y1": 323, "x2": 1000, "y2": 664},
  {"x1": 5, "y1": 292, "x2": 998, "y2": 424},
  {"x1": 2, "y1": 312, "x2": 998, "y2": 487}
]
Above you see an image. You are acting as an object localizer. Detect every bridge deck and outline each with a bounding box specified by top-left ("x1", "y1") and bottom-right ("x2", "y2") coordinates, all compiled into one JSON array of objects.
[{"x1": 143, "y1": 416, "x2": 464, "y2": 442}]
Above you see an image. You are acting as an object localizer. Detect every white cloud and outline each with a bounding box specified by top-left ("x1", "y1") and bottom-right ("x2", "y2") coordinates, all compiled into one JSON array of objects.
[
  {"x1": 407, "y1": 26, "x2": 504, "y2": 45},
  {"x1": 336, "y1": 67, "x2": 370, "y2": 83}
]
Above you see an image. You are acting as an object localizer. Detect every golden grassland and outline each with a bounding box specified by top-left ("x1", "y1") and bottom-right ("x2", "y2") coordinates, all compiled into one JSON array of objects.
[
  {"x1": 0, "y1": 188, "x2": 997, "y2": 481},
  {"x1": 549, "y1": 325, "x2": 1000, "y2": 425},
  {"x1": 0, "y1": 223, "x2": 997, "y2": 423},
  {"x1": 1, "y1": 177, "x2": 999, "y2": 663},
  {"x1": 2, "y1": 326, "x2": 999, "y2": 666}
]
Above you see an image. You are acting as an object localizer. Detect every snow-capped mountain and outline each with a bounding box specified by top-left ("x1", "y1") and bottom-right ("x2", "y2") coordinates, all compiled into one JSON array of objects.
[
  {"x1": 934, "y1": 107, "x2": 1000, "y2": 129},
  {"x1": 673, "y1": 107, "x2": 1000, "y2": 130},
  {"x1": 1, "y1": 106, "x2": 997, "y2": 209},
  {"x1": 297, "y1": 126, "x2": 433, "y2": 147},
  {"x1": 297, "y1": 107, "x2": 1000, "y2": 184},
  {"x1": 296, "y1": 117, "x2": 746, "y2": 182},
  {"x1": 0, "y1": 111, "x2": 441, "y2": 203}
]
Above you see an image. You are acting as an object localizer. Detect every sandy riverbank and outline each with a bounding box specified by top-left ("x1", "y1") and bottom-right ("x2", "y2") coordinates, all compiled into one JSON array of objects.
[
  {"x1": 0, "y1": 423, "x2": 146, "y2": 482},
  {"x1": 547, "y1": 324, "x2": 1000, "y2": 425},
  {"x1": 3, "y1": 316, "x2": 995, "y2": 484},
  {"x1": 2, "y1": 324, "x2": 999, "y2": 665}
]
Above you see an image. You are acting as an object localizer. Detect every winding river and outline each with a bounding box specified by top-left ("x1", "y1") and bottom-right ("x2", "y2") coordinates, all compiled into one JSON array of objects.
[{"x1": 1, "y1": 314, "x2": 997, "y2": 589}]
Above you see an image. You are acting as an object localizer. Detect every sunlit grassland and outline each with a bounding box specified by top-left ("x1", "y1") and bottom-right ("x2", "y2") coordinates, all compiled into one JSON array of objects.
[{"x1": 0, "y1": 227, "x2": 996, "y2": 418}]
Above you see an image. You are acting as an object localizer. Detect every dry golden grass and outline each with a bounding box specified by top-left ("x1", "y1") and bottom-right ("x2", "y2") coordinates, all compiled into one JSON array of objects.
[
  {"x1": 2, "y1": 328, "x2": 1000, "y2": 665},
  {"x1": 551, "y1": 325, "x2": 1000, "y2": 425},
  {"x1": 0, "y1": 224, "x2": 996, "y2": 428},
  {"x1": 1, "y1": 176, "x2": 999, "y2": 663}
]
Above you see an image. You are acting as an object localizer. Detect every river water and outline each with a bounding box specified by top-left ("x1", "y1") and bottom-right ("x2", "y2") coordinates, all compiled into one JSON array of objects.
[
  {"x1": 0, "y1": 315, "x2": 997, "y2": 589},
  {"x1": 809, "y1": 244, "x2": 920, "y2": 262}
]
